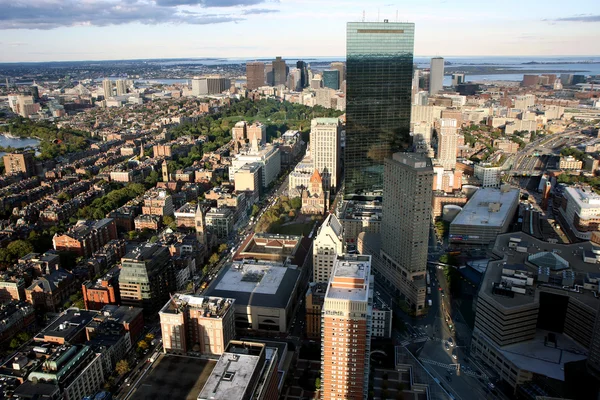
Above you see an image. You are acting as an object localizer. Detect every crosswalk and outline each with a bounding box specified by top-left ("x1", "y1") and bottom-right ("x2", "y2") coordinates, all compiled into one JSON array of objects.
[{"x1": 420, "y1": 357, "x2": 458, "y2": 370}]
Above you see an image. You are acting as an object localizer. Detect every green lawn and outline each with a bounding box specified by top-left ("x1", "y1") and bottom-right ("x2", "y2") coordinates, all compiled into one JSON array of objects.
[{"x1": 270, "y1": 221, "x2": 315, "y2": 236}]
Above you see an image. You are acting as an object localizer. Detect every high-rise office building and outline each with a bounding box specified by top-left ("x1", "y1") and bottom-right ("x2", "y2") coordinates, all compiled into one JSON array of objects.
[
  {"x1": 330, "y1": 61, "x2": 345, "y2": 85},
  {"x1": 246, "y1": 61, "x2": 265, "y2": 90},
  {"x1": 322, "y1": 69, "x2": 340, "y2": 90},
  {"x1": 115, "y1": 79, "x2": 127, "y2": 96},
  {"x1": 296, "y1": 60, "x2": 309, "y2": 88},
  {"x1": 321, "y1": 254, "x2": 372, "y2": 400},
  {"x1": 310, "y1": 118, "x2": 342, "y2": 191},
  {"x1": 436, "y1": 118, "x2": 458, "y2": 170},
  {"x1": 429, "y1": 57, "x2": 444, "y2": 95},
  {"x1": 272, "y1": 56, "x2": 288, "y2": 86},
  {"x1": 411, "y1": 68, "x2": 421, "y2": 105},
  {"x1": 102, "y1": 79, "x2": 113, "y2": 98},
  {"x1": 379, "y1": 153, "x2": 433, "y2": 312},
  {"x1": 345, "y1": 21, "x2": 415, "y2": 195},
  {"x1": 206, "y1": 75, "x2": 230, "y2": 94},
  {"x1": 451, "y1": 73, "x2": 465, "y2": 87},
  {"x1": 287, "y1": 68, "x2": 301, "y2": 91},
  {"x1": 265, "y1": 63, "x2": 274, "y2": 86},
  {"x1": 191, "y1": 76, "x2": 207, "y2": 96},
  {"x1": 30, "y1": 85, "x2": 40, "y2": 101}
]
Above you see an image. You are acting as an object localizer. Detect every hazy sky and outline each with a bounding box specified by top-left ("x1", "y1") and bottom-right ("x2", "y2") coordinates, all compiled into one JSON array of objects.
[{"x1": 0, "y1": 0, "x2": 599, "y2": 62}]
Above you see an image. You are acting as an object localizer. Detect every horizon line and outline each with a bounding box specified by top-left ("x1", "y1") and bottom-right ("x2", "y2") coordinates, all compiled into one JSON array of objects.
[{"x1": 1, "y1": 54, "x2": 600, "y2": 65}]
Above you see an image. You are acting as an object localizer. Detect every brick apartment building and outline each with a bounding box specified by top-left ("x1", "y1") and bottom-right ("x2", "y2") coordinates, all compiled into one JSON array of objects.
[{"x1": 52, "y1": 218, "x2": 118, "y2": 258}]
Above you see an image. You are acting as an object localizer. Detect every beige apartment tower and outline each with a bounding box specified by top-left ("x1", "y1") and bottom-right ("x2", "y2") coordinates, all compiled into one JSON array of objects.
[
  {"x1": 321, "y1": 254, "x2": 372, "y2": 400},
  {"x1": 310, "y1": 118, "x2": 342, "y2": 191},
  {"x1": 436, "y1": 118, "x2": 458, "y2": 170},
  {"x1": 115, "y1": 79, "x2": 127, "y2": 96},
  {"x1": 102, "y1": 79, "x2": 113, "y2": 98},
  {"x1": 159, "y1": 294, "x2": 236, "y2": 356}
]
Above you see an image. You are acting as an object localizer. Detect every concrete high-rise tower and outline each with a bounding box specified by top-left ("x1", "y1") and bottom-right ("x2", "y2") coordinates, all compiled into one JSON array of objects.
[
  {"x1": 310, "y1": 118, "x2": 342, "y2": 191},
  {"x1": 321, "y1": 254, "x2": 372, "y2": 400},
  {"x1": 272, "y1": 56, "x2": 288, "y2": 86},
  {"x1": 246, "y1": 61, "x2": 265, "y2": 90},
  {"x1": 115, "y1": 79, "x2": 127, "y2": 96},
  {"x1": 345, "y1": 21, "x2": 415, "y2": 195},
  {"x1": 380, "y1": 152, "x2": 433, "y2": 312},
  {"x1": 296, "y1": 61, "x2": 309, "y2": 88},
  {"x1": 436, "y1": 118, "x2": 458, "y2": 170},
  {"x1": 102, "y1": 79, "x2": 113, "y2": 98},
  {"x1": 429, "y1": 57, "x2": 444, "y2": 95}
]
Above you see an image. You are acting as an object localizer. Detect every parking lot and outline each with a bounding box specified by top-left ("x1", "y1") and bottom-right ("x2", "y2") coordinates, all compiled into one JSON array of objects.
[{"x1": 129, "y1": 354, "x2": 216, "y2": 400}]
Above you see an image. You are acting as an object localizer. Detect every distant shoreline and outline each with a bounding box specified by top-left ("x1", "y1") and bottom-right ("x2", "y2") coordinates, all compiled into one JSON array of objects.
[{"x1": 444, "y1": 66, "x2": 588, "y2": 75}]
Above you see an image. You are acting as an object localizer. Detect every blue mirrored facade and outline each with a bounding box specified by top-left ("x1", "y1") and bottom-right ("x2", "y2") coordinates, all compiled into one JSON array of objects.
[{"x1": 344, "y1": 21, "x2": 415, "y2": 195}]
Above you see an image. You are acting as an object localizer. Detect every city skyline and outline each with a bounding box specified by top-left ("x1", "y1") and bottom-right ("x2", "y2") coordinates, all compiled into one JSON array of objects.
[{"x1": 0, "y1": 0, "x2": 599, "y2": 62}]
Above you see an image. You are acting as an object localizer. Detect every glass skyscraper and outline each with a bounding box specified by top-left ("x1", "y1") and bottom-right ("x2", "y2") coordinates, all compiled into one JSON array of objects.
[
  {"x1": 345, "y1": 21, "x2": 415, "y2": 195},
  {"x1": 322, "y1": 69, "x2": 340, "y2": 90}
]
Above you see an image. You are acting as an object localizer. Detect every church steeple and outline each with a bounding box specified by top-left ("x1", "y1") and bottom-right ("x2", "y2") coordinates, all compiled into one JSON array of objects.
[
  {"x1": 162, "y1": 160, "x2": 169, "y2": 182},
  {"x1": 195, "y1": 203, "x2": 206, "y2": 247},
  {"x1": 251, "y1": 131, "x2": 259, "y2": 153}
]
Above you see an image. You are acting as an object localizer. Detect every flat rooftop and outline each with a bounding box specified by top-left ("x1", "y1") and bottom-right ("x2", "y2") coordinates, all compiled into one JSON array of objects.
[
  {"x1": 499, "y1": 330, "x2": 587, "y2": 381},
  {"x1": 451, "y1": 187, "x2": 519, "y2": 228},
  {"x1": 205, "y1": 260, "x2": 300, "y2": 309},
  {"x1": 482, "y1": 232, "x2": 600, "y2": 309},
  {"x1": 198, "y1": 345, "x2": 263, "y2": 400},
  {"x1": 339, "y1": 198, "x2": 382, "y2": 221},
  {"x1": 160, "y1": 294, "x2": 234, "y2": 318},
  {"x1": 122, "y1": 242, "x2": 165, "y2": 261},
  {"x1": 235, "y1": 233, "x2": 301, "y2": 262},
  {"x1": 35, "y1": 309, "x2": 96, "y2": 341},
  {"x1": 326, "y1": 255, "x2": 371, "y2": 302},
  {"x1": 391, "y1": 152, "x2": 433, "y2": 170},
  {"x1": 564, "y1": 186, "x2": 600, "y2": 209}
]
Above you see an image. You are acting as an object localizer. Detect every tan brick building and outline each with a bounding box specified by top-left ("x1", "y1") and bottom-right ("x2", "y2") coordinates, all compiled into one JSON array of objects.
[
  {"x1": 159, "y1": 294, "x2": 235, "y2": 356},
  {"x1": 3, "y1": 152, "x2": 35, "y2": 177}
]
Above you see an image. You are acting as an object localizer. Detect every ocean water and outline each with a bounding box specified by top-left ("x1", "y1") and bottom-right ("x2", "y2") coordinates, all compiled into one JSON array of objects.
[{"x1": 413, "y1": 56, "x2": 600, "y2": 83}]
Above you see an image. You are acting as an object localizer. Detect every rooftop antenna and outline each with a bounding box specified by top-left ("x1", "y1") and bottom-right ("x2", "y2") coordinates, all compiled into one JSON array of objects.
[
  {"x1": 362, "y1": 10, "x2": 365, "y2": 22},
  {"x1": 396, "y1": 10, "x2": 399, "y2": 22}
]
